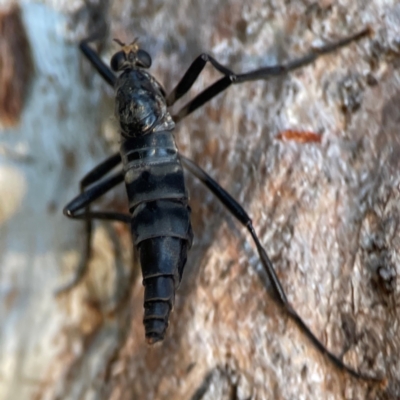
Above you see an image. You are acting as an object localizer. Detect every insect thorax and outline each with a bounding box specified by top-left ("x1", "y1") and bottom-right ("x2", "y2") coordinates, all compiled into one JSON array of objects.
[{"x1": 115, "y1": 69, "x2": 175, "y2": 136}]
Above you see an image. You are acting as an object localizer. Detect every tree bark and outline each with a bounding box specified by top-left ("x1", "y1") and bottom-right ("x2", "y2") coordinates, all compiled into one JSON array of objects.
[{"x1": 1, "y1": 0, "x2": 399, "y2": 399}]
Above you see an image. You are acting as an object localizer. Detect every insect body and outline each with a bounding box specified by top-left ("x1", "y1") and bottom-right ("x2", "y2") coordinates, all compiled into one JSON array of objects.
[
  {"x1": 62, "y1": 28, "x2": 384, "y2": 382},
  {"x1": 115, "y1": 43, "x2": 193, "y2": 343}
]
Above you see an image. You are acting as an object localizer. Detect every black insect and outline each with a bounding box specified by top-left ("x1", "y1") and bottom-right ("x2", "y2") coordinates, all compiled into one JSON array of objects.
[{"x1": 61, "y1": 27, "x2": 383, "y2": 383}]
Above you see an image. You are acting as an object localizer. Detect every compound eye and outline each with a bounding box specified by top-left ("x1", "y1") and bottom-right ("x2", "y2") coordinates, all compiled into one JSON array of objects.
[
  {"x1": 110, "y1": 51, "x2": 126, "y2": 71},
  {"x1": 137, "y1": 49, "x2": 152, "y2": 68}
]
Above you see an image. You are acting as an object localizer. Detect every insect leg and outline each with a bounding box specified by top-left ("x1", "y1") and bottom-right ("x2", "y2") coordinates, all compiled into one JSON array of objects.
[
  {"x1": 57, "y1": 156, "x2": 124, "y2": 295},
  {"x1": 80, "y1": 152, "x2": 121, "y2": 187},
  {"x1": 80, "y1": 39, "x2": 116, "y2": 87},
  {"x1": 172, "y1": 28, "x2": 370, "y2": 123},
  {"x1": 67, "y1": 211, "x2": 130, "y2": 223},
  {"x1": 166, "y1": 54, "x2": 234, "y2": 106},
  {"x1": 64, "y1": 171, "x2": 124, "y2": 217},
  {"x1": 172, "y1": 76, "x2": 231, "y2": 123},
  {"x1": 181, "y1": 155, "x2": 383, "y2": 383}
]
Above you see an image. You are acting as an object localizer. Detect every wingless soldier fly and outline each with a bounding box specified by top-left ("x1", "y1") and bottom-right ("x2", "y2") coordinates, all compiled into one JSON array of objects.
[{"x1": 61, "y1": 26, "x2": 385, "y2": 384}]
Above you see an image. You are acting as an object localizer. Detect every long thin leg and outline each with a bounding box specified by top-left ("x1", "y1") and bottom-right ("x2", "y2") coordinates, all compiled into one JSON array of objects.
[
  {"x1": 64, "y1": 171, "x2": 124, "y2": 217},
  {"x1": 57, "y1": 157, "x2": 124, "y2": 295},
  {"x1": 171, "y1": 28, "x2": 371, "y2": 123},
  {"x1": 181, "y1": 155, "x2": 384, "y2": 383},
  {"x1": 55, "y1": 211, "x2": 130, "y2": 295},
  {"x1": 80, "y1": 152, "x2": 121, "y2": 187},
  {"x1": 80, "y1": 39, "x2": 116, "y2": 87},
  {"x1": 66, "y1": 211, "x2": 130, "y2": 223},
  {"x1": 166, "y1": 54, "x2": 235, "y2": 106}
]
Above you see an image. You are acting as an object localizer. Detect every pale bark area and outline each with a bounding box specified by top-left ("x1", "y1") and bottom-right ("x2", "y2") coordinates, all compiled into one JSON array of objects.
[{"x1": 1, "y1": 0, "x2": 399, "y2": 399}]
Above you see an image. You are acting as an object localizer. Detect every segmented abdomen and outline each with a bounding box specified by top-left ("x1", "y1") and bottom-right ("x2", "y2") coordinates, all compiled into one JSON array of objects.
[{"x1": 121, "y1": 131, "x2": 193, "y2": 343}]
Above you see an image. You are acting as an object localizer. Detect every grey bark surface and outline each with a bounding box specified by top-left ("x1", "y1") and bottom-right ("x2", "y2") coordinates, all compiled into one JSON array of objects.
[{"x1": 1, "y1": 0, "x2": 399, "y2": 399}]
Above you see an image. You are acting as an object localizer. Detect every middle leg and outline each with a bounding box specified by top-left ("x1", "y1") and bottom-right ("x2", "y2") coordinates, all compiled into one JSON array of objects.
[{"x1": 57, "y1": 154, "x2": 124, "y2": 294}]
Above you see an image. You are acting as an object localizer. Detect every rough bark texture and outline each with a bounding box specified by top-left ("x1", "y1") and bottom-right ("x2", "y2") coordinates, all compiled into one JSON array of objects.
[{"x1": 1, "y1": 0, "x2": 399, "y2": 399}]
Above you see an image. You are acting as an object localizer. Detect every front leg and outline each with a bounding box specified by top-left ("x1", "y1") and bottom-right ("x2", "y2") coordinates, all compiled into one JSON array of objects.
[
  {"x1": 80, "y1": 38, "x2": 116, "y2": 87},
  {"x1": 171, "y1": 28, "x2": 371, "y2": 123}
]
